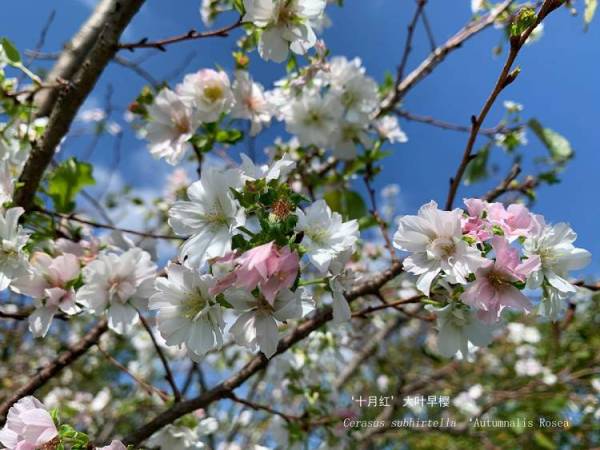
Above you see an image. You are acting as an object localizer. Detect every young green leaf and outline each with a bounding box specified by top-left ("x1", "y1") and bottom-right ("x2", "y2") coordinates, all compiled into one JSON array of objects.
[
  {"x1": 528, "y1": 119, "x2": 573, "y2": 163},
  {"x1": 0, "y1": 37, "x2": 21, "y2": 64},
  {"x1": 464, "y1": 142, "x2": 491, "y2": 185},
  {"x1": 47, "y1": 158, "x2": 95, "y2": 213}
]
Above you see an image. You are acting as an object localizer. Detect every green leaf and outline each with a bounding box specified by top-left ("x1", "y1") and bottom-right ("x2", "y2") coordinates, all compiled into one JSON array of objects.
[
  {"x1": 464, "y1": 142, "x2": 491, "y2": 185},
  {"x1": 47, "y1": 158, "x2": 95, "y2": 213},
  {"x1": 324, "y1": 190, "x2": 367, "y2": 221},
  {"x1": 585, "y1": 0, "x2": 597, "y2": 27},
  {"x1": 215, "y1": 128, "x2": 243, "y2": 144},
  {"x1": 528, "y1": 119, "x2": 573, "y2": 163},
  {"x1": 0, "y1": 37, "x2": 21, "y2": 63}
]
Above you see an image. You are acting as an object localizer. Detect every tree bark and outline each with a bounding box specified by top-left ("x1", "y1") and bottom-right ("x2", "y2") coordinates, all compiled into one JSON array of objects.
[{"x1": 14, "y1": 0, "x2": 146, "y2": 211}]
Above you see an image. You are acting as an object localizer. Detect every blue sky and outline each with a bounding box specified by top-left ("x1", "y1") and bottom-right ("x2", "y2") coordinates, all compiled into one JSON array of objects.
[{"x1": 3, "y1": 0, "x2": 599, "y2": 275}]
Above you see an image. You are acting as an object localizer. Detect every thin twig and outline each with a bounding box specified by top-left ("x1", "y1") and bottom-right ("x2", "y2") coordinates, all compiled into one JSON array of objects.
[
  {"x1": 352, "y1": 295, "x2": 423, "y2": 318},
  {"x1": 226, "y1": 392, "x2": 300, "y2": 423},
  {"x1": 34, "y1": 208, "x2": 182, "y2": 240},
  {"x1": 420, "y1": 7, "x2": 437, "y2": 51},
  {"x1": 138, "y1": 314, "x2": 182, "y2": 402},
  {"x1": 395, "y1": 109, "x2": 520, "y2": 136},
  {"x1": 363, "y1": 164, "x2": 397, "y2": 262},
  {"x1": 124, "y1": 260, "x2": 404, "y2": 445},
  {"x1": 97, "y1": 345, "x2": 170, "y2": 402},
  {"x1": 445, "y1": 0, "x2": 564, "y2": 210},
  {"x1": 379, "y1": 0, "x2": 513, "y2": 116},
  {"x1": 118, "y1": 17, "x2": 243, "y2": 51},
  {"x1": 397, "y1": 0, "x2": 427, "y2": 84},
  {"x1": 0, "y1": 318, "x2": 109, "y2": 422}
]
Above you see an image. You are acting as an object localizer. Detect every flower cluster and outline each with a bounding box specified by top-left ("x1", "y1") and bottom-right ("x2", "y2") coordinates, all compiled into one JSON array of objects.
[
  {"x1": 271, "y1": 56, "x2": 407, "y2": 160},
  {"x1": 395, "y1": 199, "x2": 590, "y2": 357},
  {"x1": 140, "y1": 54, "x2": 407, "y2": 168},
  {"x1": 145, "y1": 68, "x2": 271, "y2": 165},
  {"x1": 151, "y1": 154, "x2": 359, "y2": 358}
]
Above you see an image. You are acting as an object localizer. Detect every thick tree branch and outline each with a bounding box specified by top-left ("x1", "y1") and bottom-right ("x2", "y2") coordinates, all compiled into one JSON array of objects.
[
  {"x1": 0, "y1": 318, "x2": 109, "y2": 423},
  {"x1": 124, "y1": 261, "x2": 404, "y2": 445},
  {"x1": 13, "y1": 0, "x2": 146, "y2": 211}
]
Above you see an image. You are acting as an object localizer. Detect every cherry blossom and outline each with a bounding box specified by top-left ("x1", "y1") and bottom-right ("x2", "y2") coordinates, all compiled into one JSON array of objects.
[
  {"x1": 168, "y1": 168, "x2": 245, "y2": 268},
  {"x1": 177, "y1": 69, "x2": 234, "y2": 123},
  {"x1": 426, "y1": 303, "x2": 495, "y2": 358},
  {"x1": 149, "y1": 263, "x2": 225, "y2": 359},
  {"x1": 462, "y1": 237, "x2": 540, "y2": 324},
  {"x1": 76, "y1": 248, "x2": 157, "y2": 334},
  {"x1": 393, "y1": 201, "x2": 486, "y2": 295},
  {"x1": 295, "y1": 199, "x2": 358, "y2": 273},
  {"x1": 0, "y1": 396, "x2": 58, "y2": 450},
  {"x1": 211, "y1": 242, "x2": 300, "y2": 304},
  {"x1": 243, "y1": 0, "x2": 327, "y2": 62},
  {"x1": 226, "y1": 287, "x2": 314, "y2": 357},
  {"x1": 11, "y1": 252, "x2": 81, "y2": 337},
  {"x1": 231, "y1": 71, "x2": 272, "y2": 135},
  {"x1": 146, "y1": 88, "x2": 199, "y2": 165},
  {"x1": 0, "y1": 207, "x2": 29, "y2": 292}
]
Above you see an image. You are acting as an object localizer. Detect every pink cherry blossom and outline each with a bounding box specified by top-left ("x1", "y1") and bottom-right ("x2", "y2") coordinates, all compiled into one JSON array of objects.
[
  {"x1": 0, "y1": 396, "x2": 58, "y2": 450},
  {"x1": 462, "y1": 237, "x2": 540, "y2": 323},
  {"x1": 210, "y1": 242, "x2": 299, "y2": 304},
  {"x1": 463, "y1": 198, "x2": 534, "y2": 242}
]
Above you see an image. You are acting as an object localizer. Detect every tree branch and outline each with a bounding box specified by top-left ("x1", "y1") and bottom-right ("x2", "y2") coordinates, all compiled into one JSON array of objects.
[
  {"x1": 13, "y1": 0, "x2": 146, "y2": 211},
  {"x1": 0, "y1": 318, "x2": 109, "y2": 423},
  {"x1": 118, "y1": 17, "x2": 243, "y2": 51},
  {"x1": 123, "y1": 261, "x2": 404, "y2": 446},
  {"x1": 35, "y1": 208, "x2": 182, "y2": 240},
  {"x1": 445, "y1": 0, "x2": 564, "y2": 210},
  {"x1": 379, "y1": 0, "x2": 513, "y2": 116}
]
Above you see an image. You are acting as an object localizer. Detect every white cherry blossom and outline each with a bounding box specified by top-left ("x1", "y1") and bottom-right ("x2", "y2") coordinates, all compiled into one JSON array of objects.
[
  {"x1": 11, "y1": 252, "x2": 81, "y2": 337},
  {"x1": 295, "y1": 199, "x2": 359, "y2": 273},
  {"x1": 525, "y1": 218, "x2": 591, "y2": 297},
  {"x1": 168, "y1": 168, "x2": 245, "y2": 268},
  {"x1": 226, "y1": 287, "x2": 314, "y2": 358},
  {"x1": 231, "y1": 71, "x2": 272, "y2": 135},
  {"x1": 393, "y1": 201, "x2": 486, "y2": 296},
  {"x1": 239, "y1": 152, "x2": 295, "y2": 182},
  {"x1": 178, "y1": 69, "x2": 234, "y2": 123},
  {"x1": 0, "y1": 207, "x2": 29, "y2": 291},
  {"x1": 146, "y1": 88, "x2": 199, "y2": 165},
  {"x1": 283, "y1": 91, "x2": 343, "y2": 148},
  {"x1": 149, "y1": 263, "x2": 225, "y2": 359},
  {"x1": 76, "y1": 248, "x2": 157, "y2": 334},
  {"x1": 244, "y1": 0, "x2": 327, "y2": 62},
  {"x1": 426, "y1": 303, "x2": 495, "y2": 358}
]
